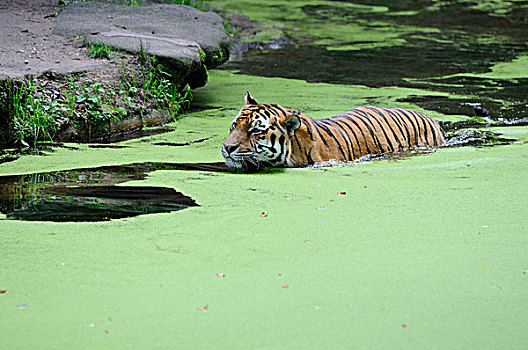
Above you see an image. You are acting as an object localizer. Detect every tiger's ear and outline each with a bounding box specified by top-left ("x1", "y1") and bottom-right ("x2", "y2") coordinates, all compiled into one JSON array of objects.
[
  {"x1": 282, "y1": 115, "x2": 301, "y2": 136},
  {"x1": 244, "y1": 91, "x2": 258, "y2": 105}
]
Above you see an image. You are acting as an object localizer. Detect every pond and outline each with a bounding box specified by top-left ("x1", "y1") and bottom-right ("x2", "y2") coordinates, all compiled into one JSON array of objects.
[{"x1": 1, "y1": 1, "x2": 527, "y2": 349}]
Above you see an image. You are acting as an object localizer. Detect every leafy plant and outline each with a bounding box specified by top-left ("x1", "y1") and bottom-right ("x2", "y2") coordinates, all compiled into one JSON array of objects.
[
  {"x1": 161, "y1": 0, "x2": 207, "y2": 11},
  {"x1": 119, "y1": 0, "x2": 144, "y2": 6},
  {"x1": 223, "y1": 19, "x2": 238, "y2": 35},
  {"x1": 12, "y1": 77, "x2": 61, "y2": 147},
  {"x1": 86, "y1": 42, "x2": 116, "y2": 59}
]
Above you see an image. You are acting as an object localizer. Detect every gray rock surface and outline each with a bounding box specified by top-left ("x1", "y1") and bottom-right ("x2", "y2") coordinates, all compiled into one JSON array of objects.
[
  {"x1": 0, "y1": 0, "x2": 229, "y2": 88},
  {"x1": 54, "y1": 2, "x2": 230, "y2": 87},
  {"x1": 0, "y1": 0, "x2": 107, "y2": 79}
]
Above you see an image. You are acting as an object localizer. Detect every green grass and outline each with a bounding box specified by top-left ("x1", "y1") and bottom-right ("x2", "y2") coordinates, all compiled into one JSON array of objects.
[
  {"x1": 86, "y1": 42, "x2": 117, "y2": 59},
  {"x1": 11, "y1": 77, "x2": 62, "y2": 147},
  {"x1": 164, "y1": 0, "x2": 207, "y2": 11}
]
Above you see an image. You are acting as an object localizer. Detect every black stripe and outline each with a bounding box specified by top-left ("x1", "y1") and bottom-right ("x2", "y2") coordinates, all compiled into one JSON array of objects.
[
  {"x1": 305, "y1": 147, "x2": 314, "y2": 165},
  {"x1": 278, "y1": 134, "x2": 286, "y2": 162},
  {"x1": 351, "y1": 109, "x2": 386, "y2": 154},
  {"x1": 390, "y1": 108, "x2": 419, "y2": 146},
  {"x1": 293, "y1": 134, "x2": 302, "y2": 150},
  {"x1": 385, "y1": 108, "x2": 411, "y2": 147},
  {"x1": 261, "y1": 109, "x2": 272, "y2": 119},
  {"x1": 271, "y1": 104, "x2": 287, "y2": 116},
  {"x1": 320, "y1": 119, "x2": 354, "y2": 160},
  {"x1": 409, "y1": 110, "x2": 429, "y2": 145},
  {"x1": 339, "y1": 114, "x2": 371, "y2": 155},
  {"x1": 323, "y1": 118, "x2": 358, "y2": 159},
  {"x1": 332, "y1": 116, "x2": 363, "y2": 157},
  {"x1": 300, "y1": 117, "x2": 315, "y2": 141},
  {"x1": 423, "y1": 115, "x2": 439, "y2": 146},
  {"x1": 316, "y1": 120, "x2": 348, "y2": 161},
  {"x1": 270, "y1": 133, "x2": 277, "y2": 152},
  {"x1": 364, "y1": 107, "x2": 402, "y2": 151},
  {"x1": 312, "y1": 121, "x2": 329, "y2": 147}
]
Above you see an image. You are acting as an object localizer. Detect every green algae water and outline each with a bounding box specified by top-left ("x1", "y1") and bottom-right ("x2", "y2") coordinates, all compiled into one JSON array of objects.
[{"x1": 1, "y1": 0, "x2": 528, "y2": 349}]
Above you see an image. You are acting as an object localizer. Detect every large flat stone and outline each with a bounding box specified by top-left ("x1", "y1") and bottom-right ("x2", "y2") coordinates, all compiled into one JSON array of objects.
[{"x1": 54, "y1": 2, "x2": 230, "y2": 87}]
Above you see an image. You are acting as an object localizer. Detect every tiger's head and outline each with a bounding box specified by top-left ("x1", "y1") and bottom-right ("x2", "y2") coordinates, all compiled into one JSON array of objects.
[{"x1": 222, "y1": 92, "x2": 301, "y2": 171}]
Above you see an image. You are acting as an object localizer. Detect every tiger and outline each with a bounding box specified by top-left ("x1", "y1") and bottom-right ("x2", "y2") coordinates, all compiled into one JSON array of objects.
[{"x1": 221, "y1": 92, "x2": 445, "y2": 171}]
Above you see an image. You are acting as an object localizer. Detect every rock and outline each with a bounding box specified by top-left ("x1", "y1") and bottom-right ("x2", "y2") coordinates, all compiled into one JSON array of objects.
[{"x1": 54, "y1": 2, "x2": 230, "y2": 88}]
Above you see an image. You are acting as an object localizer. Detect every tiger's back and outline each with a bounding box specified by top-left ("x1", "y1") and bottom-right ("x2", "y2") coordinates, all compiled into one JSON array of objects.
[
  {"x1": 290, "y1": 106, "x2": 445, "y2": 165},
  {"x1": 222, "y1": 92, "x2": 445, "y2": 171}
]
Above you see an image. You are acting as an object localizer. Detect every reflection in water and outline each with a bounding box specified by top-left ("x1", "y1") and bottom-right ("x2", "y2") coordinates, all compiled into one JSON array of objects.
[{"x1": 0, "y1": 162, "x2": 228, "y2": 222}]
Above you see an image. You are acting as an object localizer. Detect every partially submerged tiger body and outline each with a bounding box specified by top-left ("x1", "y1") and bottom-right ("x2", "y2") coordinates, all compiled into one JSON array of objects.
[{"x1": 222, "y1": 92, "x2": 445, "y2": 171}]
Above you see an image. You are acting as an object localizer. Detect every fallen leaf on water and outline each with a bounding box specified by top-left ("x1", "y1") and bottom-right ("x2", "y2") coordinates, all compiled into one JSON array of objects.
[
  {"x1": 402, "y1": 324, "x2": 407, "y2": 329},
  {"x1": 363, "y1": 185, "x2": 367, "y2": 189},
  {"x1": 330, "y1": 199, "x2": 335, "y2": 202},
  {"x1": 0, "y1": 290, "x2": 6, "y2": 294},
  {"x1": 479, "y1": 264, "x2": 485, "y2": 268},
  {"x1": 197, "y1": 305, "x2": 209, "y2": 311},
  {"x1": 260, "y1": 211, "x2": 268, "y2": 217}
]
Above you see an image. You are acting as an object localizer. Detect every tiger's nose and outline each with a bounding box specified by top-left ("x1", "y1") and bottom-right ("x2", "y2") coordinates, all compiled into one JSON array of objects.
[{"x1": 223, "y1": 144, "x2": 239, "y2": 155}]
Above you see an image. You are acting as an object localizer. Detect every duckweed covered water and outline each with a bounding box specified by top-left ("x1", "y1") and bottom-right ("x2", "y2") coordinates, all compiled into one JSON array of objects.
[{"x1": 1, "y1": 0, "x2": 528, "y2": 349}]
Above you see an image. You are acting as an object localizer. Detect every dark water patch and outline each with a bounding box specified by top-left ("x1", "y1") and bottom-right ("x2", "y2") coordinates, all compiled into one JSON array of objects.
[
  {"x1": 410, "y1": 77, "x2": 528, "y2": 120},
  {"x1": 0, "y1": 156, "x2": 18, "y2": 165},
  {"x1": 226, "y1": 1, "x2": 528, "y2": 121},
  {"x1": 5, "y1": 186, "x2": 197, "y2": 222},
  {"x1": 398, "y1": 95, "x2": 483, "y2": 117},
  {"x1": 88, "y1": 144, "x2": 130, "y2": 149},
  {"x1": 320, "y1": 1, "x2": 528, "y2": 37},
  {"x1": 230, "y1": 37, "x2": 291, "y2": 60},
  {"x1": 90, "y1": 127, "x2": 175, "y2": 144},
  {"x1": 153, "y1": 137, "x2": 212, "y2": 147},
  {"x1": 224, "y1": 38, "x2": 525, "y2": 86},
  {"x1": 444, "y1": 130, "x2": 515, "y2": 148},
  {"x1": 0, "y1": 161, "x2": 228, "y2": 222}
]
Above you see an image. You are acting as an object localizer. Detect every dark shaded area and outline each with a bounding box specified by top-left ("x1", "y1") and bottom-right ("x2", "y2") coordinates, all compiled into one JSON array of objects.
[
  {"x1": 0, "y1": 161, "x2": 228, "y2": 222},
  {"x1": 8, "y1": 186, "x2": 197, "y2": 222},
  {"x1": 88, "y1": 144, "x2": 130, "y2": 149},
  {"x1": 90, "y1": 127, "x2": 175, "y2": 144},
  {"x1": 153, "y1": 137, "x2": 212, "y2": 147},
  {"x1": 224, "y1": 1, "x2": 528, "y2": 120},
  {"x1": 0, "y1": 157, "x2": 18, "y2": 165},
  {"x1": 444, "y1": 130, "x2": 516, "y2": 148}
]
